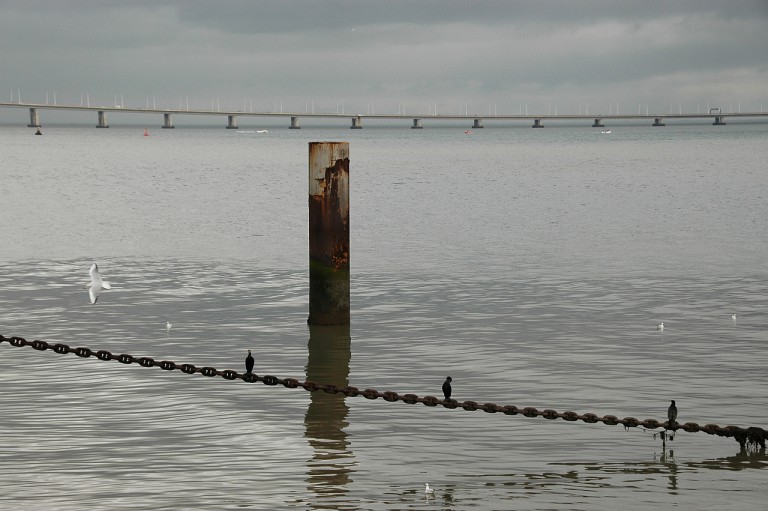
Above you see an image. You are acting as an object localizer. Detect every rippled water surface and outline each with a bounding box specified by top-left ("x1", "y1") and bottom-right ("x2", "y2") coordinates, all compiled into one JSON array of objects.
[{"x1": 1, "y1": 122, "x2": 767, "y2": 509}]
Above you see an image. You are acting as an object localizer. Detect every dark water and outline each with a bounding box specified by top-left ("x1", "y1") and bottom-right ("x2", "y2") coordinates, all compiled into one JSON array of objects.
[{"x1": 1, "y1": 123, "x2": 767, "y2": 509}]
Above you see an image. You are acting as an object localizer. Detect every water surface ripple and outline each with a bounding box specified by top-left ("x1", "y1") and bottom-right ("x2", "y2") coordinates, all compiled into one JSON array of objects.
[{"x1": 1, "y1": 124, "x2": 767, "y2": 509}]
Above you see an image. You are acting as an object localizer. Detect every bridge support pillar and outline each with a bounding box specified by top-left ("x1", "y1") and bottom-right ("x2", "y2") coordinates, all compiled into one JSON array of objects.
[
  {"x1": 96, "y1": 110, "x2": 109, "y2": 128},
  {"x1": 350, "y1": 116, "x2": 362, "y2": 129},
  {"x1": 653, "y1": 117, "x2": 666, "y2": 126},
  {"x1": 308, "y1": 142, "x2": 350, "y2": 326},
  {"x1": 290, "y1": 116, "x2": 301, "y2": 129},
  {"x1": 532, "y1": 118, "x2": 544, "y2": 128},
  {"x1": 411, "y1": 118, "x2": 423, "y2": 129},
  {"x1": 226, "y1": 115, "x2": 238, "y2": 129},
  {"x1": 592, "y1": 118, "x2": 604, "y2": 127},
  {"x1": 27, "y1": 108, "x2": 41, "y2": 128},
  {"x1": 472, "y1": 118, "x2": 484, "y2": 128},
  {"x1": 713, "y1": 116, "x2": 727, "y2": 126},
  {"x1": 162, "y1": 112, "x2": 174, "y2": 129}
]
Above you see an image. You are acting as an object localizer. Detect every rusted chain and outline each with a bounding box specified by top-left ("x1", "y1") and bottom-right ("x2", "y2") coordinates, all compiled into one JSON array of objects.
[{"x1": 2, "y1": 334, "x2": 765, "y2": 449}]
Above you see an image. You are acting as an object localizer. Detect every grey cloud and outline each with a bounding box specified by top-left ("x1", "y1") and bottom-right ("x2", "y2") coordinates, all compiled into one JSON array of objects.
[{"x1": 1, "y1": 0, "x2": 766, "y2": 117}]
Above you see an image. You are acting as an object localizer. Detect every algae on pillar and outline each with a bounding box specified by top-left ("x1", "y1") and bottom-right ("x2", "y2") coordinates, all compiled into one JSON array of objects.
[{"x1": 308, "y1": 142, "x2": 350, "y2": 325}]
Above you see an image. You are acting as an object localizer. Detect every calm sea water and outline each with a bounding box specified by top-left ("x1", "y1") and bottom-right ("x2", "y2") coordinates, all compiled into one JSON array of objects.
[{"x1": 1, "y1": 121, "x2": 767, "y2": 510}]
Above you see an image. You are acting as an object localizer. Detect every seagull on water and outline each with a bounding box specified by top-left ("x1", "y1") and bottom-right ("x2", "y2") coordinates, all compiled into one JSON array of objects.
[
  {"x1": 442, "y1": 376, "x2": 452, "y2": 400},
  {"x1": 86, "y1": 263, "x2": 111, "y2": 304},
  {"x1": 668, "y1": 400, "x2": 678, "y2": 427},
  {"x1": 245, "y1": 349, "x2": 255, "y2": 374},
  {"x1": 656, "y1": 322, "x2": 664, "y2": 332},
  {"x1": 731, "y1": 314, "x2": 737, "y2": 322},
  {"x1": 424, "y1": 483, "x2": 435, "y2": 495},
  {"x1": 166, "y1": 321, "x2": 173, "y2": 331}
]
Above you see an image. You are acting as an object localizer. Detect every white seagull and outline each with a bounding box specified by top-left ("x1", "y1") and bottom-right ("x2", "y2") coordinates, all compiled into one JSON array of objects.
[
  {"x1": 656, "y1": 322, "x2": 664, "y2": 332},
  {"x1": 731, "y1": 314, "x2": 737, "y2": 322},
  {"x1": 424, "y1": 483, "x2": 435, "y2": 495},
  {"x1": 166, "y1": 321, "x2": 174, "y2": 331},
  {"x1": 86, "y1": 263, "x2": 111, "y2": 304}
]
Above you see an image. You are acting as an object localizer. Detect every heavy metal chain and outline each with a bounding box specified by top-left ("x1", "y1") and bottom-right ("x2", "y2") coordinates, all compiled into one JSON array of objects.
[{"x1": 1, "y1": 334, "x2": 765, "y2": 449}]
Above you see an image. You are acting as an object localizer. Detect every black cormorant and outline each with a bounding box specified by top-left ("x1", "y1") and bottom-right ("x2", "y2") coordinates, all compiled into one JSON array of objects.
[
  {"x1": 442, "y1": 376, "x2": 452, "y2": 400},
  {"x1": 245, "y1": 350, "x2": 254, "y2": 374},
  {"x1": 668, "y1": 400, "x2": 678, "y2": 426}
]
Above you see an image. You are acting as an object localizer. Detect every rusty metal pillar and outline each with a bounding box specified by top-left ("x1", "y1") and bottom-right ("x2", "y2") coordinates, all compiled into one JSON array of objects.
[{"x1": 308, "y1": 142, "x2": 350, "y2": 325}]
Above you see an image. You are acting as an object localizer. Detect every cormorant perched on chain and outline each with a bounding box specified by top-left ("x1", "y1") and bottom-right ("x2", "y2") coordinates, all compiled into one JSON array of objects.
[
  {"x1": 668, "y1": 400, "x2": 678, "y2": 427},
  {"x1": 442, "y1": 376, "x2": 452, "y2": 400},
  {"x1": 245, "y1": 350, "x2": 254, "y2": 374}
]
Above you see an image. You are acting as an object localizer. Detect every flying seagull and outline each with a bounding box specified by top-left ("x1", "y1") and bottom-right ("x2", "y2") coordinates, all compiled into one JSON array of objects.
[
  {"x1": 668, "y1": 400, "x2": 678, "y2": 427},
  {"x1": 86, "y1": 263, "x2": 111, "y2": 304},
  {"x1": 442, "y1": 376, "x2": 452, "y2": 400},
  {"x1": 245, "y1": 350, "x2": 254, "y2": 374}
]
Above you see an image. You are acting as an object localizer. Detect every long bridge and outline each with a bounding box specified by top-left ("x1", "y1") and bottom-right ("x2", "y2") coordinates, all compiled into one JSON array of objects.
[{"x1": 2, "y1": 101, "x2": 767, "y2": 129}]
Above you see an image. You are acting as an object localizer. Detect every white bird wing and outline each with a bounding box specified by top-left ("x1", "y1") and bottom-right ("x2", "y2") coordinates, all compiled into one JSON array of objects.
[
  {"x1": 89, "y1": 264, "x2": 103, "y2": 286},
  {"x1": 89, "y1": 285, "x2": 100, "y2": 304},
  {"x1": 87, "y1": 264, "x2": 109, "y2": 303}
]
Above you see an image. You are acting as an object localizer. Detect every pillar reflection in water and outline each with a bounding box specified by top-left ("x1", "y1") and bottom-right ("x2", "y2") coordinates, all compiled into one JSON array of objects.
[{"x1": 304, "y1": 324, "x2": 356, "y2": 500}]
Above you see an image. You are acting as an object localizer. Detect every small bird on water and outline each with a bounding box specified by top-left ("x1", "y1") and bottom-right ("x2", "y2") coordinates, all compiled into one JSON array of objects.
[
  {"x1": 245, "y1": 349, "x2": 254, "y2": 374},
  {"x1": 668, "y1": 400, "x2": 678, "y2": 426},
  {"x1": 442, "y1": 376, "x2": 452, "y2": 400},
  {"x1": 656, "y1": 322, "x2": 664, "y2": 332},
  {"x1": 166, "y1": 321, "x2": 173, "y2": 332},
  {"x1": 424, "y1": 483, "x2": 435, "y2": 495}
]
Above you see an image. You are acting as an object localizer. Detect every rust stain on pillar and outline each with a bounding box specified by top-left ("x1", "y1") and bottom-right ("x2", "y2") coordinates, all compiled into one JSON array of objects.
[{"x1": 308, "y1": 142, "x2": 350, "y2": 325}]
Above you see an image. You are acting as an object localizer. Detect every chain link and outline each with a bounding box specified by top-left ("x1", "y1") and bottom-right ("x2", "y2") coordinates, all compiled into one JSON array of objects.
[{"x1": 1, "y1": 334, "x2": 765, "y2": 449}]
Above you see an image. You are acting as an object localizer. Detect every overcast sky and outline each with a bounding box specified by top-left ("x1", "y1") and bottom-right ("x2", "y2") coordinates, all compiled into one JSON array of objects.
[{"x1": 2, "y1": 0, "x2": 767, "y2": 116}]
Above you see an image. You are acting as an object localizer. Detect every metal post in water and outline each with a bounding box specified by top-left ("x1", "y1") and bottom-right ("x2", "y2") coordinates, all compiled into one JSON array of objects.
[{"x1": 308, "y1": 142, "x2": 350, "y2": 325}]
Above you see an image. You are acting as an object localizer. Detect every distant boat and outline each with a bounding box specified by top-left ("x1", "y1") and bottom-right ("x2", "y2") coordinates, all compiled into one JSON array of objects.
[
  {"x1": 464, "y1": 130, "x2": 473, "y2": 134},
  {"x1": 601, "y1": 129, "x2": 612, "y2": 134},
  {"x1": 256, "y1": 129, "x2": 268, "y2": 134}
]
